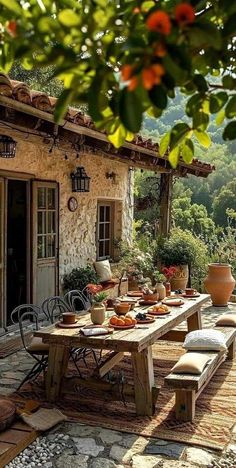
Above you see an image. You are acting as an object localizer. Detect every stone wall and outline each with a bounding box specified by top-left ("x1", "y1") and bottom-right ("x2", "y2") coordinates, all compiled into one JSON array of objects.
[{"x1": 0, "y1": 133, "x2": 134, "y2": 288}]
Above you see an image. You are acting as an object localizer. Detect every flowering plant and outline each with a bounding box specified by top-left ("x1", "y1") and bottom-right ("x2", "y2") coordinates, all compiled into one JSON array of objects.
[
  {"x1": 86, "y1": 284, "x2": 107, "y2": 304},
  {"x1": 152, "y1": 270, "x2": 166, "y2": 283},
  {"x1": 161, "y1": 266, "x2": 177, "y2": 280}
]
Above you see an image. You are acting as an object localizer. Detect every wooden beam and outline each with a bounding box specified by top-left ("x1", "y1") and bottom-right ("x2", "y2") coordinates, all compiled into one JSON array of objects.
[
  {"x1": 61, "y1": 376, "x2": 136, "y2": 402},
  {"x1": 93, "y1": 351, "x2": 124, "y2": 378},
  {"x1": 159, "y1": 173, "x2": 173, "y2": 236}
]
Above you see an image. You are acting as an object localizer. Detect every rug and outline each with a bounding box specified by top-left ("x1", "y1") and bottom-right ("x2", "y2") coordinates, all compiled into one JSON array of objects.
[
  {"x1": 0, "y1": 335, "x2": 26, "y2": 358},
  {"x1": 7, "y1": 342, "x2": 236, "y2": 451}
]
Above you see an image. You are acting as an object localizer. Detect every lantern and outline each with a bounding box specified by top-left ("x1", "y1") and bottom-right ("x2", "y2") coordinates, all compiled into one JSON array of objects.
[
  {"x1": 0, "y1": 135, "x2": 16, "y2": 158},
  {"x1": 70, "y1": 166, "x2": 90, "y2": 192}
]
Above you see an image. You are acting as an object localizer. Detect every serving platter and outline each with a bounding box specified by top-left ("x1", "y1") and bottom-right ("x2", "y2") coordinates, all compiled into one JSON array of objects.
[
  {"x1": 148, "y1": 308, "x2": 171, "y2": 316},
  {"x1": 181, "y1": 292, "x2": 200, "y2": 298},
  {"x1": 139, "y1": 299, "x2": 158, "y2": 306},
  {"x1": 57, "y1": 320, "x2": 84, "y2": 329},
  {"x1": 135, "y1": 315, "x2": 156, "y2": 324},
  {"x1": 127, "y1": 291, "x2": 143, "y2": 297},
  {"x1": 111, "y1": 324, "x2": 136, "y2": 330}
]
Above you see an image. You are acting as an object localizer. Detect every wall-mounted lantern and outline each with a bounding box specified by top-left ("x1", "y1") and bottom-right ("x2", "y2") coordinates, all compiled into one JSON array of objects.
[
  {"x1": 70, "y1": 166, "x2": 91, "y2": 192},
  {"x1": 0, "y1": 135, "x2": 17, "y2": 158}
]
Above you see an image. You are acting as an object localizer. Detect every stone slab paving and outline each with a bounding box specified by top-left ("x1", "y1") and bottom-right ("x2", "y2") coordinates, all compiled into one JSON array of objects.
[{"x1": 0, "y1": 301, "x2": 235, "y2": 468}]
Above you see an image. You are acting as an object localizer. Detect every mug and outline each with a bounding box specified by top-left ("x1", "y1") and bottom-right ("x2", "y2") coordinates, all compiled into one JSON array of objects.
[
  {"x1": 62, "y1": 312, "x2": 76, "y2": 324},
  {"x1": 185, "y1": 288, "x2": 196, "y2": 295}
]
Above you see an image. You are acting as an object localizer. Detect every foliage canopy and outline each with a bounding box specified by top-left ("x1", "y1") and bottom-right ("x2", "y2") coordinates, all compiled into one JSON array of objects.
[{"x1": 0, "y1": 0, "x2": 235, "y2": 166}]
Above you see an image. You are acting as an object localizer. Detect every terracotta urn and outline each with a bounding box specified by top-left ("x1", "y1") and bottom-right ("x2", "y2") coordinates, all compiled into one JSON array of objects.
[
  {"x1": 170, "y1": 265, "x2": 189, "y2": 291},
  {"x1": 204, "y1": 263, "x2": 235, "y2": 307},
  {"x1": 90, "y1": 303, "x2": 106, "y2": 325}
]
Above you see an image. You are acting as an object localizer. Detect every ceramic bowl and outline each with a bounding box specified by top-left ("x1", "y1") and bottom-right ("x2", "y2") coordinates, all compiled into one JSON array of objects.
[{"x1": 114, "y1": 303, "x2": 131, "y2": 315}]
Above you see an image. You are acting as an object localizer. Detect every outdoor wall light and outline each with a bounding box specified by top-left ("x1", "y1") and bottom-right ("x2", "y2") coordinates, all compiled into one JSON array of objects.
[
  {"x1": 70, "y1": 166, "x2": 91, "y2": 192},
  {"x1": 0, "y1": 135, "x2": 17, "y2": 158}
]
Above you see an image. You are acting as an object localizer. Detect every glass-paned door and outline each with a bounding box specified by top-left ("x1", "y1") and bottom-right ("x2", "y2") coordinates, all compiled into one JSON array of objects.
[{"x1": 32, "y1": 181, "x2": 58, "y2": 305}]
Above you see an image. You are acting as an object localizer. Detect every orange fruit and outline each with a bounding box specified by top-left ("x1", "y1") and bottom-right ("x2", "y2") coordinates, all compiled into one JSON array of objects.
[
  {"x1": 119, "y1": 315, "x2": 126, "y2": 320},
  {"x1": 131, "y1": 318, "x2": 137, "y2": 325},
  {"x1": 117, "y1": 318, "x2": 125, "y2": 326},
  {"x1": 124, "y1": 317, "x2": 133, "y2": 325},
  {"x1": 110, "y1": 316, "x2": 118, "y2": 326}
]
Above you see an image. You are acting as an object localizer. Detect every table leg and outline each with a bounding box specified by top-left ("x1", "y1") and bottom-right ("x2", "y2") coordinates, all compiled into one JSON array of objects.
[
  {"x1": 46, "y1": 344, "x2": 69, "y2": 402},
  {"x1": 187, "y1": 309, "x2": 202, "y2": 332},
  {"x1": 132, "y1": 346, "x2": 155, "y2": 416}
]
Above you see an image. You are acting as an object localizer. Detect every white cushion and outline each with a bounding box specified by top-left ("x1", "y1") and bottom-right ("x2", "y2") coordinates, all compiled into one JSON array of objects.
[
  {"x1": 94, "y1": 260, "x2": 112, "y2": 282},
  {"x1": 216, "y1": 314, "x2": 236, "y2": 327},
  {"x1": 171, "y1": 352, "x2": 211, "y2": 375},
  {"x1": 183, "y1": 329, "x2": 227, "y2": 351}
]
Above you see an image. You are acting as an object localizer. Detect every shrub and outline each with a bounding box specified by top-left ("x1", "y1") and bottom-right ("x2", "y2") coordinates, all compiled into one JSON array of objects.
[{"x1": 63, "y1": 265, "x2": 99, "y2": 292}]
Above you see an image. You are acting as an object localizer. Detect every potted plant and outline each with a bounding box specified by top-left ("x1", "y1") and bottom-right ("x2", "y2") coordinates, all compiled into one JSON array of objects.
[
  {"x1": 86, "y1": 285, "x2": 107, "y2": 325},
  {"x1": 156, "y1": 230, "x2": 196, "y2": 291},
  {"x1": 152, "y1": 270, "x2": 167, "y2": 300},
  {"x1": 63, "y1": 265, "x2": 99, "y2": 292},
  {"x1": 118, "y1": 243, "x2": 153, "y2": 290}
]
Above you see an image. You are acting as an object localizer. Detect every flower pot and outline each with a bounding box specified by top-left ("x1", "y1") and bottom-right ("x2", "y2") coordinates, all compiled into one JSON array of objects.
[
  {"x1": 170, "y1": 265, "x2": 189, "y2": 291},
  {"x1": 204, "y1": 263, "x2": 235, "y2": 307},
  {"x1": 155, "y1": 283, "x2": 166, "y2": 300},
  {"x1": 90, "y1": 303, "x2": 106, "y2": 325},
  {"x1": 128, "y1": 276, "x2": 140, "y2": 291}
]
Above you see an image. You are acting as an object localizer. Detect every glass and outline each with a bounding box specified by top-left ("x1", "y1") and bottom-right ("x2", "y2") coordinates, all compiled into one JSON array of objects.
[
  {"x1": 47, "y1": 235, "x2": 55, "y2": 258},
  {"x1": 47, "y1": 211, "x2": 55, "y2": 234},
  {"x1": 105, "y1": 240, "x2": 110, "y2": 256},
  {"x1": 99, "y1": 223, "x2": 104, "y2": 240},
  {"x1": 99, "y1": 241, "x2": 104, "y2": 258},
  {"x1": 48, "y1": 188, "x2": 55, "y2": 209},
  {"x1": 38, "y1": 211, "x2": 46, "y2": 234},
  {"x1": 38, "y1": 235, "x2": 46, "y2": 258},
  {"x1": 99, "y1": 206, "x2": 105, "y2": 222},
  {"x1": 105, "y1": 206, "x2": 110, "y2": 222},
  {"x1": 105, "y1": 222, "x2": 110, "y2": 239},
  {"x1": 37, "y1": 188, "x2": 46, "y2": 209}
]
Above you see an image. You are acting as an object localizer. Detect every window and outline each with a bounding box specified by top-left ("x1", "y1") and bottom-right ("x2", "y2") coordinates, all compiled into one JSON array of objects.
[
  {"x1": 97, "y1": 202, "x2": 114, "y2": 260},
  {"x1": 37, "y1": 186, "x2": 57, "y2": 259}
]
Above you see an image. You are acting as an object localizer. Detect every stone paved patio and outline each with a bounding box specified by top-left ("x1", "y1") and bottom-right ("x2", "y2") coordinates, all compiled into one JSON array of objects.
[{"x1": 0, "y1": 301, "x2": 236, "y2": 468}]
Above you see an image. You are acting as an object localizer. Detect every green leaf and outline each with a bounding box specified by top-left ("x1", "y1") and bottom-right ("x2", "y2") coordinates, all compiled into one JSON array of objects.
[
  {"x1": 222, "y1": 75, "x2": 236, "y2": 90},
  {"x1": 148, "y1": 85, "x2": 167, "y2": 110},
  {"x1": 88, "y1": 78, "x2": 104, "y2": 122},
  {"x1": 216, "y1": 109, "x2": 225, "y2": 125},
  {"x1": 181, "y1": 140, "x2": 194, "y2": 164},
  {"x1": 108, "y1": 123, "x2": 126, "y2": 148},
  {"x1": 223, "y1": 14, "x2": 236, "y2": 37},
  {"x1": 186, "y1": 94, "x2": 201, "y2": 117},
  {"x1": 119, "y1": 90, "x2": 143, "y2": 133},
  {"x1": 193, "y1": 111, "x2": 209, "y2": 131},
  {"x1": 0, "y1": 0, "x2": 22, "y2": 14},
  {"x1": 170, "y1": 123, "x2": 191, "y2": 149},
  {"x1": 159, "y1": 132, "x2": 170, "y2": 156},
  {"x1": 168, "y1": 147, "x2": 180, "y2": 169},
  {"x1": 58, "y1": 9, "x2": 81, "y2": 27},
  {"x1": 223, "y1": 122, "x2": 236, "y2": 141},
  {"x1": 193, "y1": 74, "x2": 208, "y2": 93},
  {"x1": 225, "y1": 96, "x2": 236, "y2": 118},
  {"x1": 54, "y1": 89, "x2": 73, "y2": 123},
  {"x1": 194, "y1": 130, "x2": 211, "y2": 148},
  {"x1": 209, "y1": 92, "x2": 228, "y2": 113},
  {"x1": 189, "y1": 23, "x2": 222, "y2": 50}
]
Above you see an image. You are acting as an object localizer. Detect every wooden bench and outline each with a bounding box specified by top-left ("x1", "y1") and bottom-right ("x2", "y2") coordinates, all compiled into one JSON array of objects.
[{"x1": 164, "y1": 327, "x2": 236, "y2": 422}]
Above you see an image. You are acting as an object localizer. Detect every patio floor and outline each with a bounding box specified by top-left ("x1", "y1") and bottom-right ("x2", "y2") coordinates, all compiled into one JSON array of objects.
[{"x1": 1, "y1": 301, "x2": 236, "y2": 468}]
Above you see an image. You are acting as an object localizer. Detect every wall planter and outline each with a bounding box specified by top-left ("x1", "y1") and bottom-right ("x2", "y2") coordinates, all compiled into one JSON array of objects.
[
  {"x1": 170, "y1": 265, "x2": 189, "y2": 291},
  {"x1": 204, "y1": 263, "x2": 235, "y2": 306}
]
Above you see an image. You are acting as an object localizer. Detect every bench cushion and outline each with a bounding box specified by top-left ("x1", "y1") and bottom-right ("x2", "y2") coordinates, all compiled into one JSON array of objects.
[
  {"x1": 183, "y1": 329, "x2": 227, "y2": 351},
  {"x1": 171, "y1": 352, "x2": 211, "y2": 375},
  {"x1": 94, "y1": 260, "x2": 112, "y2": 282},
  {"x1": 216, "y1": 314, "x2": 236, "y2": 327}
]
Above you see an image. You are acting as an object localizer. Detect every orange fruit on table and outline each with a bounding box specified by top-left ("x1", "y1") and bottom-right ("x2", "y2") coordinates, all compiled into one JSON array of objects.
[
  {"x1": 119, "y1": 315, "x2": 126, "y2": 320},
  {"x1": 124, "y1": 317, "x2": 133, "y2": 325},
  {"x1": 110, "y1": 316, "x2": 118, "y2": 326},
  {"x1": 131, "y1": 318, "x2": 137, "y2": 325},
  {"x1": 117, "y1": 318, "x2": 125, "y2": 326}
]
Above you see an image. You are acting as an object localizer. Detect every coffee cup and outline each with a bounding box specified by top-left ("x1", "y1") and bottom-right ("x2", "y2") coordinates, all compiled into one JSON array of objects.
[
  {"x1": 62, "y1": 312, "x2": 76, "y2": 324},
  {"x1": 185, "y1": 288, "x2": 196, "y2": 295}
]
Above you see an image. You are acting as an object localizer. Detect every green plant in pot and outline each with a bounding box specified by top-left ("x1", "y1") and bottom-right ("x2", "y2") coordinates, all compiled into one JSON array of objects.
[
  {"x1": 87, "y1": 286, "x2": 107, "y2": 325},
  {"x1": 152, "y1": 270, "x2": 167, "y2": 300},
  {"x1": 156, "y1": 229, "x2": 196, "y2": 291}
]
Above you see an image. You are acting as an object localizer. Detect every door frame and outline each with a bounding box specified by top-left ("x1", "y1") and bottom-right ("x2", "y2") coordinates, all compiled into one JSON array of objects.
[
  {"x1": 0, "y1": 171, "x2": 33, "y2": 331},
  {"x1": 32, "y1": 179, "x2": 59, "y2": 305}
]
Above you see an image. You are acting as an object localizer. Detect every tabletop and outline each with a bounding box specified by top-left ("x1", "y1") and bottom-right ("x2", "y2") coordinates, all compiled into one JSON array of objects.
[{"x1": 35, "y1": 294, "x2": 210, "y2": 353}]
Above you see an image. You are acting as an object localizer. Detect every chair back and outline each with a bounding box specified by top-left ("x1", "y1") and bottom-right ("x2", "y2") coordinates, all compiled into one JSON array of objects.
[
  {"x1": 64, "y1": 289, "x2": 91, "y2": 312},
  {"x1": 10, "y1": 305, "x2": 41, "y2": 351},
  {"x1": 41, "y1": 296, "x2": 69, "y2": 324}
]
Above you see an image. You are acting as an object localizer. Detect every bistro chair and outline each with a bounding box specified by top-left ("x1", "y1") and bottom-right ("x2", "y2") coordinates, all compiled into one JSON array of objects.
[
  {"x1": 41, "y1": 296, "x2": 69, "y2": 323},
  {"x1": 64, "y1": 289, "x2": 92, "y2": 312},
  {"x1": 11, "y1": 304, "x2": 49, "y2": 390}
]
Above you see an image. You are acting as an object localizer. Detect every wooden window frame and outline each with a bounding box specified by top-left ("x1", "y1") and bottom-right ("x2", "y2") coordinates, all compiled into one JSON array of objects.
[{"x1": 96, "y1": 201, "x2": 114, "y2": 260}]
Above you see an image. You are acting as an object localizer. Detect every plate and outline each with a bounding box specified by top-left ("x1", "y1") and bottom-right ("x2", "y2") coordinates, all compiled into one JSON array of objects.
[
  {"x1": 127, "y1": 291, "x2": 143, "y2": 297},
  {"x1": 139, "y1": 299, "x2": 158, "y2": 306},
  {"x1": 136, "y1": 315, "x2": 156, "y2": 324},
  {"x1": 111, "y1": 324, "x2": 136, "y2": 330},
  {"x1": 162, "y1": 298, "x2": 184, "y2": 306},
  {"x1": 148, "y1": 308, "x2": 170, "y2": 316},
  {"x1": 181, "y1": 293, "x2": 200, "y2": 298},
  {"x1": 57, "y1": 321, "x2": 84, "y2": 329}
]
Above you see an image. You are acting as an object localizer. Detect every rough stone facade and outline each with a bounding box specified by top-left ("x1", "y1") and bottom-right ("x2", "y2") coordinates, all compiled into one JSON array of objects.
[{"x1": 0, "y1": 133, "x2": 134, "y2": 289}]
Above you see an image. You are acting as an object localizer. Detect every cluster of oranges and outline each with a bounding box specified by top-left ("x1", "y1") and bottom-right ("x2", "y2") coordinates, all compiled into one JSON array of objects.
[
  {"x1": 121, "y1": 3, "x2": 195, "y2": 92},
  {"x1": 109, "y1": 315, "x2": 137, "y2": 327}
]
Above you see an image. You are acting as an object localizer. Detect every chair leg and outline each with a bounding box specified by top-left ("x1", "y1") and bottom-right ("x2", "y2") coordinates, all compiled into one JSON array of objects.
[{"x1": 18, "y1": 356, "x2": 48, "y2": 390}]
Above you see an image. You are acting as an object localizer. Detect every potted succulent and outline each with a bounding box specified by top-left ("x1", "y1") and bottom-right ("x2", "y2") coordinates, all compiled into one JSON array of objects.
[
  {"x1": 142, "y1": 286, "x2": 159, "y2": 302},
  {"x1": 152, "y1": 270, "x2": 167, "y2": 300},
  {"x1": 86, "y1": 284, "x2": 107, "y2": 325}
]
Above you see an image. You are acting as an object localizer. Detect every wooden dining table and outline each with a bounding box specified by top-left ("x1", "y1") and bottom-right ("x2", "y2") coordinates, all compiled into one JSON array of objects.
[{"x1": 34, "y1": 294, "x2": 210, "y2": 416}]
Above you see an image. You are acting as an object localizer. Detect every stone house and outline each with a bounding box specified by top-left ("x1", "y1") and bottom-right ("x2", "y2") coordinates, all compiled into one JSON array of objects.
[{"x1": 0, "y1": 73, "x2": 214, "y2": 333}]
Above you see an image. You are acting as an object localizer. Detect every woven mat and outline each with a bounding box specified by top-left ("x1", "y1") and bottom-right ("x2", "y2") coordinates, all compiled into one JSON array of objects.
[
  {"x1": 0, "y1": 335, "x2": 25, "y2": 358},
  {"x1": 7, "y1": 341, "x2": 236, "y2": 451}
]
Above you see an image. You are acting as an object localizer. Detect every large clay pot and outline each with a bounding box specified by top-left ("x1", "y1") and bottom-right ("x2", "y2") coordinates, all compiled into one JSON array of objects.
[
  {"x1": 90, "y1": 303, "x2": 106, "y2": 325},
  {"x1": 170, "y1": 265, "x2": 189, "y2": 291},
  {"x1": 204, "y1": 263, "x2": 235, "y2": 306}
]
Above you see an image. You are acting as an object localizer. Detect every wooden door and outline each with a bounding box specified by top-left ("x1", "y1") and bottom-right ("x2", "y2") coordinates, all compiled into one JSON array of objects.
[
  {"x1": 0, "y1": 178, "x2": 5, "y2": 330},
  {"x1": 32, "y1": 181, "x2": 59, "y2": 305}
]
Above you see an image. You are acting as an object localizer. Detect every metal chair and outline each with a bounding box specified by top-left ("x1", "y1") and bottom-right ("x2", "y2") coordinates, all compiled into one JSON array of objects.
[
  {"x1": 64, "y1": 289, "x2": 91, "y2": 312},
  {"x1": 11, "y1": 305, "x2": 48, "y2": 390},
  {"x1": 41, "y1": 296, "x2": 69, "y2": 323}
]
